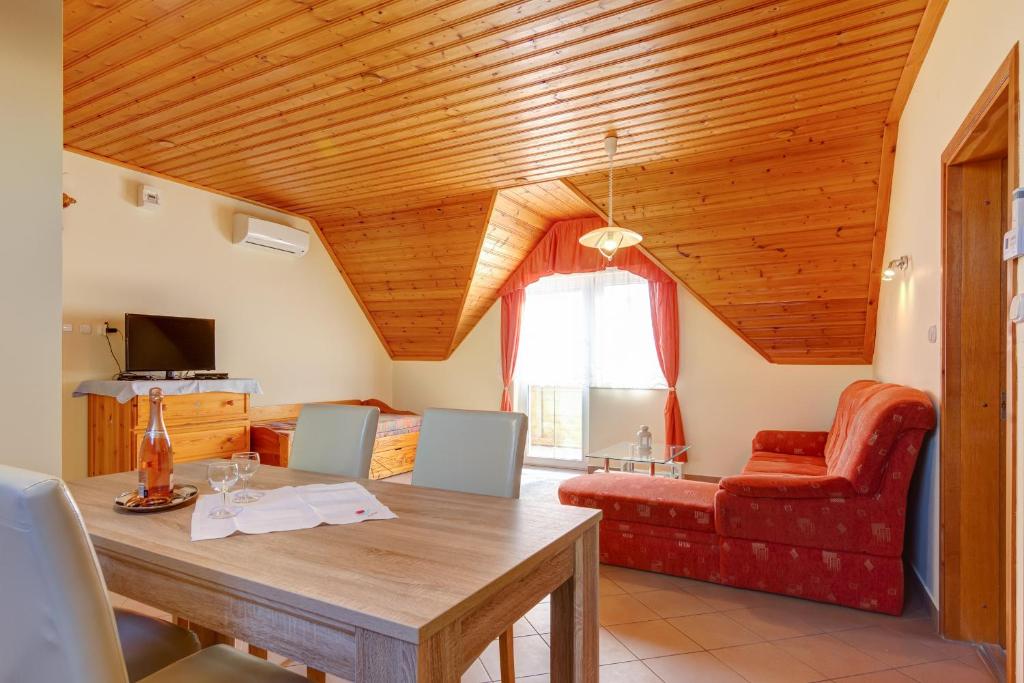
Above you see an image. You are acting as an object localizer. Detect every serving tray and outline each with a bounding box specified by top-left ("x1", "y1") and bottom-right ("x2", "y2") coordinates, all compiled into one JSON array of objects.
[{"x1": 114, "y1": 484, "x2": 199, "y2": 513}]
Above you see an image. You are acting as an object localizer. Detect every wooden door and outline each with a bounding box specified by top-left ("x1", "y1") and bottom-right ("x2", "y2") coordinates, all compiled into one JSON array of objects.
[{"x1": 942, "y1": 157, "x2": 1008, "y2": 645}]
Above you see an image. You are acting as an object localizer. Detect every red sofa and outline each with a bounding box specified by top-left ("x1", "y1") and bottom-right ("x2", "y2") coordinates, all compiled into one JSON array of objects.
[{"x1": 557, "y1": 380, "x2": 936, "y2": 614}]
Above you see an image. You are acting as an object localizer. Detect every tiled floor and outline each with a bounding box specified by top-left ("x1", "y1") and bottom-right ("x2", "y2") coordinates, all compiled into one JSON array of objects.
[
  {"x1": 110, "y1": 467, "x2": 996, "y2": 682},
  {"x1": 111, "y1": 565, "x2": 994, "y2": 682}
]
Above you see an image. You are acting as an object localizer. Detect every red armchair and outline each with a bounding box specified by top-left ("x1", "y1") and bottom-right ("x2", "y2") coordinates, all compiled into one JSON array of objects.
[{"x1": 558, "y1": 380, "x2": 936, "y2": 614}]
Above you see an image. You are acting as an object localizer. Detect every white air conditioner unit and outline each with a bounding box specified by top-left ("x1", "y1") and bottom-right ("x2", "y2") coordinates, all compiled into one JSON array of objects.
[{"x1": 232, "y1": 214, "x2": 310, "y2": 256}]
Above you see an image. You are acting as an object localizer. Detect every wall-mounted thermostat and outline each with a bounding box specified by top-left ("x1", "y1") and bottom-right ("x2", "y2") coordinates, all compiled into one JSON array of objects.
[
  {"x1": 1004, "y1": 187, "x2": 1024, "y2": 261},
  {"x1": 138, "y1": 184, "x2": 161, "y2": 210}
]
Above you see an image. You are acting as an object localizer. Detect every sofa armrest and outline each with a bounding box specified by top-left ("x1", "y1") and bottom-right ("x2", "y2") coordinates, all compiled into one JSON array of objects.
[
  {"x1": 751, "y1": 430, "x2": 828, "y2": 457},
  {"x1": 719, "y1": 474, "x2": 855, "y2": 499}
]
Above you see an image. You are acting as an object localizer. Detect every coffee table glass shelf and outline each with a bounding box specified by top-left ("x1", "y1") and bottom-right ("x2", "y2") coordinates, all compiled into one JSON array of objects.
[{"x1": 586, "y1": 442, "x2": 690, "y2": 479}]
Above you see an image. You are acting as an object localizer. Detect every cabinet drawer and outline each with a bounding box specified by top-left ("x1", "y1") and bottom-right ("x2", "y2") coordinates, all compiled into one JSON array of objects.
[
  {"x1": 136, "y1": 392, "x2": 247, "y2": 428},
  {"x1": 137, "y1": 424, "x2": 249, "y2": 464}
]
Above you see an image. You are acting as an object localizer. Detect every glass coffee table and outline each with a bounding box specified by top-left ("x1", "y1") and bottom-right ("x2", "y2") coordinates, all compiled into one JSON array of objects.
[{"x1": 586, "y1": 442, "x2": 690, "y2": 479}]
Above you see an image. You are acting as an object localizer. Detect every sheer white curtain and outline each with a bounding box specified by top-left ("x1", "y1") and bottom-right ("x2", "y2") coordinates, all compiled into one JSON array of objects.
[{"x1": 515, "y1": 269, "x2": 665, "y2": 389}]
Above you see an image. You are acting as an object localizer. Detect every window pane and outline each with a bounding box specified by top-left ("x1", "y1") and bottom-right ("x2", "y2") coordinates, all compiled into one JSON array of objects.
[
  {"x1": 591, "y1": 270, "x2": 667, "y2": 389},
  {"x1": 515, "y1": 269, "x2": 667, "y2": 392}
]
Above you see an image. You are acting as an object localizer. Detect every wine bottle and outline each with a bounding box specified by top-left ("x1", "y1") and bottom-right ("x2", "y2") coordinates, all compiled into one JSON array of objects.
[{"x1": 138, "y1": 388, "x2": 174, "y2": 505}]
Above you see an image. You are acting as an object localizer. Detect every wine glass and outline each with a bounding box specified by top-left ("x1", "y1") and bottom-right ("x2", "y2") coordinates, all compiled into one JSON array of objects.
[
  {"x1": 231, "y1": 452, "x2": 262, "y2": 503},
  {"x1": 207, "y1": 461, "x2": 241, "y2": 519}
]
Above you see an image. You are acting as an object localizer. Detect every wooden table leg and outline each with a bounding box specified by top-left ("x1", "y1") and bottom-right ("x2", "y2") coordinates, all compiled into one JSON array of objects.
[
  {"x1": 549, "y1": 525, "x2": 599, "y2": 683},
  {"x1": 498, "y1": 626, "x2": 515, "y2": 682},
  {"x1": 355, "y1": 624, "x2": 458, "y2": 682}
]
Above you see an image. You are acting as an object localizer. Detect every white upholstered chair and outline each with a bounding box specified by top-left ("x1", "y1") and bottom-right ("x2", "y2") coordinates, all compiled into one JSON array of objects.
[
  {"x1": 0, "y1": 464, "x2": 305, "y2": 683},
  {"x1": 289, "y1": 404, "x2": 380, "y2": 479},
  {"x1": 411, "y1": 408, "x2": 528, "y2": 681}
]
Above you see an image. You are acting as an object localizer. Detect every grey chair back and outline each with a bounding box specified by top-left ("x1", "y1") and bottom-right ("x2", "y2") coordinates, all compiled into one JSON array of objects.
[
  {"x1": 289, "y1": 404, "x2": 380, "y2": 478},
  {"x1": 412, "y1": 408, "x2": 528, "y2": 499},
  {"x1": 0, "y1": 464, "x2": 129, "y2": 683}
]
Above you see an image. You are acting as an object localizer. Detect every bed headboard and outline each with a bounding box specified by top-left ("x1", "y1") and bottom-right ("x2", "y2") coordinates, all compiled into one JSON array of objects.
[{"x1": 249, "y1": 398, "x2": 413, "y2": 423}]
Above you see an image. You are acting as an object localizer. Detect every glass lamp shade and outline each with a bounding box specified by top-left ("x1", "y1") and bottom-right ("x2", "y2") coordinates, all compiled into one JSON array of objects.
[{"x1": 579, "y1": 226, "x2": 643, "y2": 261}]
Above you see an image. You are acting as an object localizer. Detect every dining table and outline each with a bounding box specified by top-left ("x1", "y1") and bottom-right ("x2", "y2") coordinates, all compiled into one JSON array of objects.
[{"x1": 68, "y1": 461, "x2": 601, "y2": 682}]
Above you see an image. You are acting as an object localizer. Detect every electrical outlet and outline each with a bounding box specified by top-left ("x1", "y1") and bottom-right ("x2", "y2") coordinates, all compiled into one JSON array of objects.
[{"x1": 79, "y1": 323, "x2": 92, "y2": 335}]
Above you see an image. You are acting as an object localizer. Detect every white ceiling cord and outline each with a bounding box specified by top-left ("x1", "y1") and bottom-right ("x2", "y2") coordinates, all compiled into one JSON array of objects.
[{"x1": 579, "y1": 134, "x2": 642, "y2": 261}]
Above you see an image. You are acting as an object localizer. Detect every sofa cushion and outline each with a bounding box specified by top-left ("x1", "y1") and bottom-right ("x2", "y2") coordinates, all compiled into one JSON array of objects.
[
  {"x1": 743, "y1": 452, "x2": 827, "y2": 476},
  {"x1": 823, "y1": 382, "x2": 936, "y2": 494},
  {"x1": 751, "y1": 431, "x2": 828, "y2": 457},
  {"x1": 558, "y1": 473, "x2": 717, "y2": 533}
]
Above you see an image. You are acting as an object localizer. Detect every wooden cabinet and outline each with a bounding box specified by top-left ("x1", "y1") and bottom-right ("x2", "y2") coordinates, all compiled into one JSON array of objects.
[{"x1": 87, "y1": 392, "x2": 250, "y2": 476}]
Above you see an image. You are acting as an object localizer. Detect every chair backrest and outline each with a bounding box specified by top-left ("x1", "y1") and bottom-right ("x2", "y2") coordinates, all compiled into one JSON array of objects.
[
  {"x1": 412, "y1": 408, "x2": 528, "y2": 499},
  {"x1": 0, "y1": 465, "x2": 129, "y2": 683},
  {"x1": 823, "y1": 381, "x2": 936, "y2": 494},
  {"x1": 289, "y1": 404, "x2": 380, "y2": 478}
]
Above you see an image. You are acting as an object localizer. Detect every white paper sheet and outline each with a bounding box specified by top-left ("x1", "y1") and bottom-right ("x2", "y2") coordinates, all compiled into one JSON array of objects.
[{"x1": 190, "y1": 482, "x2": 396, "y2": 541}]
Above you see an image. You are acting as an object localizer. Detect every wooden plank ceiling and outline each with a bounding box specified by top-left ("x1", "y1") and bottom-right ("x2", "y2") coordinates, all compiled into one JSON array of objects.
[{"x1": 63, "y1": 0, "x2": 934, "y2": 362}]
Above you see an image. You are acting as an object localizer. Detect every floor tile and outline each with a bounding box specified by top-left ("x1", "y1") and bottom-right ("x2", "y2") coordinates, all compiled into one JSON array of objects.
[
  {"x1": 667, "y1": 613, "x2": 763, "y2": 650},
  {"x1": 724, "y1": 605, "x2": 825, "y2": 640},
  {"x1": 540, "y1": 627, "x2": 635, "y2": 666},
  {"x1": 598, "y1": 594, "x2": 660, "y2": 626},
  {"x1": 513, "y1": 616, "x2": 537, "y2": 637},
  {"x1": 787, "y1": 600, "x2": 894, "y2": 633},
  {"x1": 461, "y1": 658, "x2": 489, "y2": 683},
  {"x1": 598, "y1": 660, "x2": 662, "y2": 683},
  {"x1": 898, "y1": 658, "x2": 996, "y2": 683},
  {"x1": 830, "y1": 672, "x2": 916, "y2": 682},
  {"x1": 599, "y1": 565, "x2": 691, "y2": 594},
  {"x1": 643, "y1": 651, "x2": 748, "y2": 683},
  {"x1": 773, "y1": 634, "x2": 889, "y2": 678},
  {"x1": 632, "y1": 588, "x2": 715, "y2": 618},
  {"x1": 600, "y1": 576, "x2": 626, "y2": 597},
  {"x1": 598, "y1": 628, "x2": 637, "y2": 665},
  {"x1": 480, "y1": 634, "x2": 550, "y2": 679},
  {"x1": 710, "y1": 641, "x2": 826, "y2": 683},
  {"x1": 676, "y1": 580, "x2": 784, "y2": 611},
  {"x1": 607, "y1": 619, "x2": 701, "y2": 659},
  {"x1": 525, "y1": 602, "x2": 550, "y2": 635},
  {"x1": 881, "y1": 619, "x2": 978, "y2": 660},
  {"x1": 832, "y1": 626, "x2": 962, "y2": 668}
]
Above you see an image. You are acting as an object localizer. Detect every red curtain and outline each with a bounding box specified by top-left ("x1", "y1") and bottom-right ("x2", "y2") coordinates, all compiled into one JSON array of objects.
[
  {"x1": 498, "y1": 217, "x2": 685, "y2": 446},
  {"x1": 500, "y1": 288, "x2": 525, "y2": 411}
]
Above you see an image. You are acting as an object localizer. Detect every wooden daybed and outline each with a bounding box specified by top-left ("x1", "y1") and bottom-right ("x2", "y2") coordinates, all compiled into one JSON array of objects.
[{"x1": 250, "y1": 398, "x2": 419, "y2": 479}]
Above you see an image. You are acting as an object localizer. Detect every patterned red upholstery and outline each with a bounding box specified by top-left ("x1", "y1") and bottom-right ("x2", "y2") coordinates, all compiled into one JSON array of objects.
[
  {"x1": 743, "y1": 452, "x2": 827, "y2": 476},
  {"x1": 558, "y1": 473, "x2": 716, "y2": 532},
  {"x1": 720, "y1": 537, "x2": 905, "y2": 615},
  {"x1": 751, "y1": 430, "x2": 829, "y2": 457},
  {"x1": 557, "y1": 380, "x2": 936, "y2": 615}
]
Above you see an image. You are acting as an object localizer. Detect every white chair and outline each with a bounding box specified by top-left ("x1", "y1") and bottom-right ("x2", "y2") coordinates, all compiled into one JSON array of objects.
[
  {"x1": 412, "y1": 408, "x2": 527, "y2": 497},
  {"x1": 289, "y1": 404, "x2": 380, "y2": 478},
  {"x1": 412, "y1": 408, "x2": 528, "y2": 682},
  {"x1": 0, "y1": 464, "x2": 305, "y2": 683}
]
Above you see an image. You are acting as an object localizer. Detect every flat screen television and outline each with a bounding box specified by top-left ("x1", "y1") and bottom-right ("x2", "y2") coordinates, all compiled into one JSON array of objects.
[{"x1": 125, "y1": 314, "x2": 215, "y2": 377}]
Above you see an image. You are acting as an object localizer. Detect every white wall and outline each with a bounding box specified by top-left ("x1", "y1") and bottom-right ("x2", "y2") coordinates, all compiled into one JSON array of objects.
[
  {"x1": 0, "y1": 1, "x2": 63, "y2": 474},
  {"x1": 394, "y1": 288, "x2": 869, "y2": 478},
  {"x1": 872, "y1": 0, "x2": 1024, "y2": 626},
  {"x1": 61, "y1": 152, "x2": 393, "y2": 479}
]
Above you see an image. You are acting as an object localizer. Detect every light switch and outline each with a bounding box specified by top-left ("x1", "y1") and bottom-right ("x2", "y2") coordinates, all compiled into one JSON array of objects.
[
  {"x1": 927, "y1": 325, "x2": 937, "y2": 343},
  {"x1": 62, "y1": 323, "x2": 73, "y2": 334}
]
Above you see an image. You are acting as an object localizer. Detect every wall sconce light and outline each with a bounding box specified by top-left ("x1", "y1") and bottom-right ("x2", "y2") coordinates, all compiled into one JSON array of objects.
[{"x1": 881, "y1": 255, "x2": 910, "y2": 281}]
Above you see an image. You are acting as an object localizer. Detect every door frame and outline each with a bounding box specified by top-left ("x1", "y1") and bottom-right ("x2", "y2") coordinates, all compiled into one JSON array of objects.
[{"x1": 939, "y1": 44, "x2": 1019, "y2": 671}]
